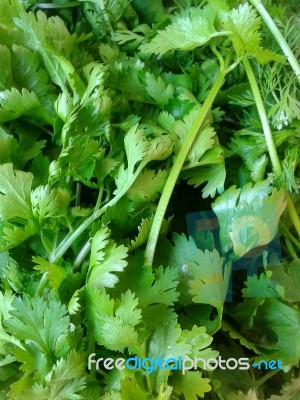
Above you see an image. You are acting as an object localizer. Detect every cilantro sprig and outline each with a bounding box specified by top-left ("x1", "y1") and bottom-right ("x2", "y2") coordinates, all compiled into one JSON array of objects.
[{"x1": 0, "y1": 0, "x2": 300, "y2": 399}]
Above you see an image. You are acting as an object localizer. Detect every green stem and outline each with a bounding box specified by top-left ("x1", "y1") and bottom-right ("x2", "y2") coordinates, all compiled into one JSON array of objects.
[
  {"x1": 284, "y1": 237, "x2": 298, "y2": 260},
  {"x1": 141, "y1": 342, "x2": 152, "y2": 395},
  {"x1": 286, "y1": 196, "x2": 300, "y2": 237},
  {"x1": 73, "y1": 240, "x2": 91, "y2": 271},
  {"x1": 280, "y1": 221, "x2": 300, "y2": 251},
  {"x1": 243, "y1": 57, "x2": 300, "y2": 238},
  {"x1": 0, "y1": 356, "x2": 16, "y2": 367},
  {"x1": 144, "y1": 62, "x2": 229, "y2": 266},
  {"x1": 252, "y1": 368, "x2": 279, "y2": 389},
  {"x1": 35, "y1": 273, "x2": 48, "y2": 296},
  {"x1": 50, "y1": 165, "x2": 145, "y2": 265},
  {"x1": 249, "y1": 0, "x2": 300, "y2": 83},
  {"x1": 32, "y1": 1, "x2": 81, "y2": 10},
  {"x1": 243, "y1": 57, "x2": 282, "y2": 176}
]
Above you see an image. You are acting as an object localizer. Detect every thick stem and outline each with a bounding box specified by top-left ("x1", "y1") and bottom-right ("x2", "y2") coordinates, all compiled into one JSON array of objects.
[
  {"x1": 144, "y1": 65, "x2": 228, "y2": 266},
  {"x1": 243, "y1": 57, "x2": 300, "y2": 237},
  {"x1": 249, "y1": 0, "x2": 300, "y2": 83}
]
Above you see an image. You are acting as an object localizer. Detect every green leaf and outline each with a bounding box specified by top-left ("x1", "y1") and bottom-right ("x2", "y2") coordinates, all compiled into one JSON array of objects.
[
  {"x1": 242, "y1": 272, "x2": 282, "y2": 299},
  {"x1": 5, "y1": 296, "x2": 69, "y2": 355},
  {"x1": 212, "y1": 181, "x2": 286, "y2": 257},
  {"x1": 39, "y1": 350, "x2": 86, "y2": 400},
  {"x1": 127, "y1": 169, "x2": 168, "y2": 202},
  {"x1": 182, "y1": 163, "x2": 226, "y2": 198},
  {"x1": 267, "y1": 260, "x2": 300, "y2": 302},
  {"x1": 251, "y1": 298, "x2": 300, "y2": 365},
  {"x1": 114, "y1": 125, "x2": 150, "y2": 193},
  {"x1": 0, "y1": 290, "x2": 15, "y2": 322},
  {"x1": 226, "y1": 390, "x2": 259, "y2": 400},
  {"x1": 85, "y1": 287, "x2": 142, "y2": 353},
  {"x1": 0, "y1": 163, "x2": 36, "y2": 250},
  {"x1": 114, "y1": 253, "x2": 179, "y2": 327},
  {"x1": 8, "y1": 350, "x2": 86, "y2": 400},
  {"x1": 32, "y1": 257, "x2": 66, "y2": 290},
  {"x1": 148, "y1": 322, "x2": 192, "y2": 393},
  {"x1": 0, "y1": 45, "x2": 12, "y2": 90},
  {"x1": 136, "y1": 266, "x2": 179, "y2": 309},
  {"x1": 88, "y1": 226, "x2": 128, "y2": 288},
  {"x1": 14, "y1": 11, "x2": 75, "y2": 90},
  {"x1": 0, "y1": 164, "x2": 33, "y2": 216},
  {"x1": 119, "y1": 376, "x2": 149, "y2": 400},
  {"x1": 145, "y1": 73, "x2": 174, "y2": 106},
  {"x1": 268, "y1": 377, "x2": 300, "y2": 400},
  {"x1": 31, "y1": 185, "x2": 70, "y2": 224},
  {"x1": 181, "y1": 325, "x2": 217, "y2": 360},
  {"x1": 188, "y1": 249, "x2": 231, "y2": 307},
  {"x1": 222, "y1": 320, "x2": 263, "y2": 354},
  {"x1": 140, "y1": 6, "x2": 218, "y2": 54},
  {"x1": 11, "y1": 45, "x2": 50, "y2": 99},
  {"x1": 0, "y1": 88, "x2": 49, "y2": 124},
  {"x1": 170, "y1": 370, "x2": 211, "y2": 400},
  {"x1": 50, "y1": 136, "x2": 103, "y2": 182},
  {"x1": 222, "y1": 3, "x2": 261, "y2": 57}
]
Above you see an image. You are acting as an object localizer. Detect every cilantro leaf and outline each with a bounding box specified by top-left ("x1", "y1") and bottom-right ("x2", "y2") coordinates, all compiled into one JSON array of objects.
[
  {"x1": 85, "y1": 287, "x2": 142, "y2": 353},
  {"x1": 0, "y1": 163, "x2": 36, "y2": 250},
  {"x1": 140, "y1": 6, "x2": 218, "y2": 55},
  {"x1": 0, "y1": 88, "x2": 50, "y2": 124},
  {"x1": 212, "y1": 181, "x2": 286, "y2": 257},
  {"x1": 268, "y1": 377, "x2": 300, "y2": 400},
  {"x1": 127, "y1": 169, "x2": 168, "y2": 202},
  {"x1": 170, "y1": 370, "x2": 211, "y2": 400},
  {"x1": 145, "y1": 72, "x2": 174, "y2": 106},
  {"x1": 267, "y1": 260, "x2": 300, "y2": 302},
  {"x1": 8, "y1": 350, "x2": 86, "y2": 400},
  {"x1": 222, "y1": 3, "x2": 261, "y2": 57},
  {"x1": 88, "y1": 226, "x2": 128, "y2": 288}
]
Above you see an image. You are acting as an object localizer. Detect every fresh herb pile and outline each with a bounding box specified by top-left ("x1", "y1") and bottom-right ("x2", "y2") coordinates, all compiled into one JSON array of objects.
[{"x1": 0, "y1": 0, "x2": 300, "y2": 398}]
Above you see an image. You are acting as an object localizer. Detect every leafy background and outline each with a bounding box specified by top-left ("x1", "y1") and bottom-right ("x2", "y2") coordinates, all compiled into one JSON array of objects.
[{"x1": 0, "y1": 0, "x2": 299, "y2": 399}]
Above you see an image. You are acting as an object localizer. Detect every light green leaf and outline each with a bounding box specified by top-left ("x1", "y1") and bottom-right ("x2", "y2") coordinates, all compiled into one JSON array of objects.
[
  {"x1": 88, "y1": 226, "x2": 128, "y2": 288},
  {"x1": 31, "y1": 185, "x2": 70, "y2": 223},
  {"x1": 85, "y1": 287, "x2": 141, "y2": 353},
  {"x1": 120, "y1": 376, "x2": 148, "y2": 400},
  {"x1": 145, "y1": 73, "x2": 174, "y2": 106},
  {"x1": 148, "y1": 322, "x2": 192, "y2": 392},
  {"x1": 4, "y1": 296, "x2": 69, "y2": 356},
  {"x1": 182, "y1": 163, "x2": 226, "y2": 198},
  {"x1": 0, "y1": 163, "x2": 36, "y2": 250},
  {"x1": 11, "y1": 45, "x2": 50, "y2": 99},
  {"x1": 0, "y1": 164, "x2": 32, "y2": 211},
  {"x1": 32, "y1": 257, "x2": 65, "y2": 290},
  {"x1": 188, "y1": 249, "x2": 231, "y2": 307},
  {"x1": 127, "y1": 169, "x2": 168, "y2": 202},
  {"x1": 140, "y1": 6, "x2": 218, "y2": 54},
  {"x1": 170, "y1": 370, "x2": 211, "y2": 400},
  {"x1": 130, "y1": 215, "x2": 172, "y2": 250},
  {"x1": 267, "y1": 260, "x2": 300, "y2": 302},
  {"x1": 0, "y1": 88, "x2": 49, "y2": 123},
  {"x1": 222, "y1": 3, "x2": 261, "y2": 57},
  {"x1": 0, "y1": 45, "x2": 12, "y2": 90}
]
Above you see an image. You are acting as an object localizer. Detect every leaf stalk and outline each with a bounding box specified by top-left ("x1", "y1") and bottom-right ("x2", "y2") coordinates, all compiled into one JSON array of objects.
[
  {"x1": 145, "y1": 57, "x2": 230, "y2": 266},
  {"x1": 249, "y1": 0, "x2": 300, "y2": 83}
]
